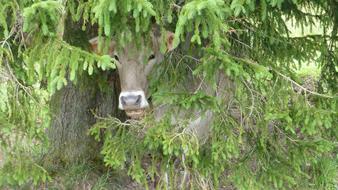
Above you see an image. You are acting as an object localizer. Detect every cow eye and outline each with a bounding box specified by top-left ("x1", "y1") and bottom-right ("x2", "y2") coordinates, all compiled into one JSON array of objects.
[
  {"x1": 114, "y1": 55, "x2": 119, "y2": 61},
  {"x1": 148, "y1": 54, "x2": 155, "y2": 60}
]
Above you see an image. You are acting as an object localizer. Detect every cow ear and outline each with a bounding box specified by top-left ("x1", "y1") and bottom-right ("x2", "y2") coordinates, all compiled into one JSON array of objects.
[
  {"x1": 165, "y1": 31, "x2": 175, "y2": 52},
  {"x1": 89, "y1": 37, "x2": 99, "y2": 54},
  {"x1": 89, "y1": 37, "x2": 115, "y2": 56}
]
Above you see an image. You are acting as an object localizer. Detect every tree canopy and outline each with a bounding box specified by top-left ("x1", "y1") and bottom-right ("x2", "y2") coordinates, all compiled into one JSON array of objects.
[{"x1": 0, "y1": 0, "x2": 337, "y2": 189}]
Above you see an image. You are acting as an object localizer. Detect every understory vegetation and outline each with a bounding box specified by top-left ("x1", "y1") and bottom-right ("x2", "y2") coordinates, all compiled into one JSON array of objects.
[{"x1": 0, "y1": 0, "x2": 337, "y2": 189}]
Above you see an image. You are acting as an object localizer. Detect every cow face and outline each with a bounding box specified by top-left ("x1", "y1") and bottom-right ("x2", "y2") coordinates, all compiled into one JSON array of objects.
[{"x1": 89, "y1": 30, "x2": 174, "y2": 119}]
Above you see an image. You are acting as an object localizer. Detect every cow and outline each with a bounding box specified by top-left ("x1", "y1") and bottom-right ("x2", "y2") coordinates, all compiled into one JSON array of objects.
[
  {"x1": 89, "y1": 28, "x2": 233, "y2": 140},
  {"x1": 89, "y1": 28, "x2": 236, "y2": 189},
  {"x1": 89, "y1": 28, "x2": 175, "y2": 115}
]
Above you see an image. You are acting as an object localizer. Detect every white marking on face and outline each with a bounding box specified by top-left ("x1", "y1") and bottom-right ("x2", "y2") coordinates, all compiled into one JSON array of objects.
[{"x1": 118, "y1": 90, "x2": 149, "y2": 110}]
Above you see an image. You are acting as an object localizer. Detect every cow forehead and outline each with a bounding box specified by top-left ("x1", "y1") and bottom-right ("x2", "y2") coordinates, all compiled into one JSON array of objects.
[{"x1": 116, "y1": 40, "x2": 153, "y2": 60}]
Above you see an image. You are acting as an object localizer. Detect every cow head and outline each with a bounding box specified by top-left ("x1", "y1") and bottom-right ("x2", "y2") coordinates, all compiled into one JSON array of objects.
[{"x1": 89, "y1": 29, "x2": 175, "y2": 119}]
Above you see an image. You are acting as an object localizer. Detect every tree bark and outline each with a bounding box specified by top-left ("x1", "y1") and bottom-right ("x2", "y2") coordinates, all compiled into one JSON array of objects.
[
  {"x1": 44, "y1": 18, "x2": 124, "y2": 166},
  {"x1": 46, "y1": 73, "x2": 121, "y2": 165}
]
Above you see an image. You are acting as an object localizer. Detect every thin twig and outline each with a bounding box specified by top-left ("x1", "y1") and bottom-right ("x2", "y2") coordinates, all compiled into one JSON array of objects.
[
  {"x1": 273, "y1": 70, "x2": 335, "y2": 98},
  {"x1": 4, "y1": 59, "x2": 40, "y2": 104},
  {"x1": 242, "y1": 80, "x2": 255, "y2": 119},
  {"x1": 171, "y1": 3, "x2": 182, "y2": 10},
  {"x1": 228, "y1": 35, "x2": 252, "y2": 49},
  {"x1": 230, "y1": 55, "x2": 335, "y2": 99}
]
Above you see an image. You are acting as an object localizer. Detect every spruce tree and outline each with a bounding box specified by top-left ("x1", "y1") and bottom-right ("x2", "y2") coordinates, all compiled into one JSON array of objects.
[{"x1": 0, "y1": 0, "x2": 337, "y2": 189}]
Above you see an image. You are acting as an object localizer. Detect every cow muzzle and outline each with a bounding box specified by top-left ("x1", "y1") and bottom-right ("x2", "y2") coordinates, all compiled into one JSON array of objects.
[{"x1": 119, "y1": 91, "x2": 149, "y2": 119}]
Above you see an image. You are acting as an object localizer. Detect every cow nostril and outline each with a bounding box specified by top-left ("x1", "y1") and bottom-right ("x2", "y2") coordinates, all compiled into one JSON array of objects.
[
  {"x1": 135, "y1": 95, "x2": 141, "y2": 105},
  {"x1": 121, "y1": 96, "x2": 127, "y2": 105},
  {"x1": 121, "y1": 95, "x2": 142, "y2": 107}
]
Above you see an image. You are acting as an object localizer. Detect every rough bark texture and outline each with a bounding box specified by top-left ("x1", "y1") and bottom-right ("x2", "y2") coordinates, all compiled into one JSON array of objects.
[
  {"x1": 45, "y1": 18, "x2": 124, "y2": 166},
  {"x1": 46, "y1": 74, "x2": 120, "y2": 165}
]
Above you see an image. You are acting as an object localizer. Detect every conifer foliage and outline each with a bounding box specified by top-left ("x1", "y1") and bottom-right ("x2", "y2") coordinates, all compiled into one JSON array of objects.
[{"x1": 0, "y1": 0, "x2": 337, "y2": 189}]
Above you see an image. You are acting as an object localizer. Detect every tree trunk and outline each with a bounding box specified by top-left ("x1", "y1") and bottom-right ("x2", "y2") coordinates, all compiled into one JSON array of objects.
[
  {"x1": 46, "y1": 73, "x2": 121, "y2": 165},
  {"x1": 44, "y1": 18, "x2": 124, "y2": 166}
]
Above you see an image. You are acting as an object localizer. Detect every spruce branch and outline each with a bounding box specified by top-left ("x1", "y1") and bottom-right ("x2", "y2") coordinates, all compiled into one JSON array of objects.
[
  {"x1": 229, "y1": 55, "x2": 336, "y2": 99},
  {"x1": 273, "y1": 70, "x2": 335, "y2": 99}
]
